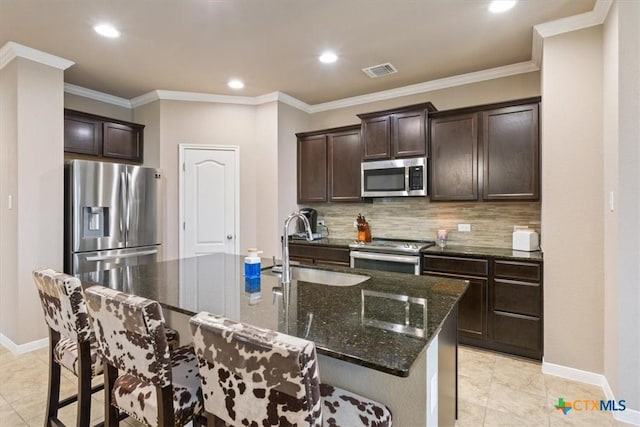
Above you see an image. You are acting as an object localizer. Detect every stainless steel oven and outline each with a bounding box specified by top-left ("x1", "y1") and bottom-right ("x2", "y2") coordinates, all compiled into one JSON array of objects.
[{"x1": 349, "y1": 238, "x2": 435, "y2": 275}]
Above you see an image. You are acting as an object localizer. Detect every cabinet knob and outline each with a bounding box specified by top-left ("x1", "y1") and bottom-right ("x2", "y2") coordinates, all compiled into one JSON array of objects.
[{"x1": 226, "y1": 234, "x2": 233, "y2": 240}]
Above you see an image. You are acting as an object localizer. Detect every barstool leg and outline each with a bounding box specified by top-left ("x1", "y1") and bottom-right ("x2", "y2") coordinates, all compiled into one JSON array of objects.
[
  {"x1": 103, "y1": 363, "x2": 119, "y2": 427},
  {"x1": 76, "y1": 341, "x2": 92, "y2": 427},
  {"x1": 45, "y1": 330, "x2": 61, "y2": 426}
]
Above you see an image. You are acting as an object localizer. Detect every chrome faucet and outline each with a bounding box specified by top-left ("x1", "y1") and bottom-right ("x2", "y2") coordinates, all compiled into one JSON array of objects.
[{"x1": 281, "y1": 211, "x2": 314, "y2": 286}]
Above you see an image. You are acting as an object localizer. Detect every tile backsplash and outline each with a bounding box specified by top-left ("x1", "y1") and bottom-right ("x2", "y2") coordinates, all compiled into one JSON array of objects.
[{"x1": 306, "y1": 199, "x2": 541, "y2": 249}]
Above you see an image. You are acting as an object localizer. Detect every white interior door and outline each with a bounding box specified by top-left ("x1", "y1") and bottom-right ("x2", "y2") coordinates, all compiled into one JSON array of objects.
[{"x1": 180, "y1": 145, "x2": 239, "y2": 258}]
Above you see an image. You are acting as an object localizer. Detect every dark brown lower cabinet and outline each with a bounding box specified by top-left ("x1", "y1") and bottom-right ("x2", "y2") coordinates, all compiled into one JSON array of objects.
[
  {"x1": 492, "y1": 312, "x2": 541, "y2": 356},
  {"x1": 423, "y1": 254, "x2": 543, "y2": 360},
  {"x1": 288, "y1": 243, "x2": 350, "y2": 267},
  {"x1": 489, "y1": 260, "x2": 543, "y2": 359},
  {"x1": 458, "y1": 278, "x2": 487, "y2": 340},
  {"x1": 423, "y1": 256, "x2": 488, "y2": 345}
]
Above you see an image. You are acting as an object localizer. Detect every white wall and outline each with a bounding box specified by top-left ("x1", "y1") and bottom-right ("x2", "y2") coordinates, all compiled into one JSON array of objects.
[
  {"x1": 602, "y1": 0, "x2": 620, "y2": 403},
  {"x1": 0, "y1": 59, "x2": 19, "y2": 342},
  {"x1": 277, "y1": 102, "x2": 311, "y2": 249},
  {"x1": 254, "y1": 102, "x2": 280, "y2": 257},
  {"x1": 133, "y1": 100, "x2": 161, "y2": 168},
  {"x1": 610, "y1": 0, "x2": 640, "y2": 411},
  {"x1": 541, "y1": 27, "x2": 604, "y2": 374},
  {"x1": 156, "y1": 100, "x2": 258, "y2": 261},
  {"x1": 0, "y1": 57, "x2": 65, "y2": 345}
]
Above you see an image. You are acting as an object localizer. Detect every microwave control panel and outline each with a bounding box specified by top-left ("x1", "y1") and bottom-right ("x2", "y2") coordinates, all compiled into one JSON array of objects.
[{"x1": 408, "y1": 166, "x2": 424, "y2": 190}]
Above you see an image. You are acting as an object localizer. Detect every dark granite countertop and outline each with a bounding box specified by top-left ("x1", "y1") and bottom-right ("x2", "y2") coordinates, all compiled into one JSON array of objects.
[
  {"x1": 422, "y1": 244, "x2": 543, "y2": 261},
  {"x1": 289, "y1": 237, "x2": 543, "y2": 261},
  {"x1": 77, "y1": 253, "x2": 467, "y2": 377},
  {"x1": 288, "y1": 237, "x2": 356, "y2": 247}
]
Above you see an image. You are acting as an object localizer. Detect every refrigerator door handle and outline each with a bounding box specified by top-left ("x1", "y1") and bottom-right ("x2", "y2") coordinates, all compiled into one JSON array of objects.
[
  {"x1": 125, "y1": 168, "x2": 131, "y2": 238},
  {"x1": 119, "y1": 170, "x2": 127, "y2": 237},
  {"x1": 86, "y1": 248, "x2": 159, "y2": 262}
]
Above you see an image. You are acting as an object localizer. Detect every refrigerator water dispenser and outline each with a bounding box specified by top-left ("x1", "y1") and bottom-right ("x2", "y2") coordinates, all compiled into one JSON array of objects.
[{"x1": 83, "y1": 207, "x2": 109, "y2": 238}]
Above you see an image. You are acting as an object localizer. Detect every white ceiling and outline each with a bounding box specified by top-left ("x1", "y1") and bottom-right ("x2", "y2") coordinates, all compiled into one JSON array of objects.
[{"x1": 0, "y1": 0, "x2": 596, "y2": 105}]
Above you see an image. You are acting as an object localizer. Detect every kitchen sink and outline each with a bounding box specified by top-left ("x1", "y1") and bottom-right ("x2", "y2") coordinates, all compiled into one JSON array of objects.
[{"x1": 272, "y1": 266, "x2": 370, "y2": 286}]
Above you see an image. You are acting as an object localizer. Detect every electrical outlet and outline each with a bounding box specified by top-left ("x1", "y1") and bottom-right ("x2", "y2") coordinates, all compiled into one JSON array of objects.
[
  {"x1": 353, "y1": 221, "x2": 358, "y2": 229},
  {"x1": 317, "y1": 219, "x2": 325, "y2": 226},
  {"x1": 458, "y1": 223, "x2": 471, "y2": 232}
]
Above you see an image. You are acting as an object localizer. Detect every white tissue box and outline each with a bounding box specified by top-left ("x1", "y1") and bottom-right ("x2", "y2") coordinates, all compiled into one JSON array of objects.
[{"x1": 512, "y1": 228, "x2": 539, "y2": 252}]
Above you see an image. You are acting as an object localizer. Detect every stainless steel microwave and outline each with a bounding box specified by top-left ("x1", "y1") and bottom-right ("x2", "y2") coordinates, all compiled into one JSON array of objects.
[{"x1": 361, "y1": 157, "x2": 427, "y2": 197}]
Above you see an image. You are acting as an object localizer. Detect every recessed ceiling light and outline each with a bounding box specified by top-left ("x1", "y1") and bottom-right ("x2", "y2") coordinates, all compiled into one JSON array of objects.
[
  {"x1": 489, "y1": 0, "x2": 517, "y2": 13},
  {"x1": 94, "y1": 24, "x2": 120, "y2": 38},
  {"x1": 228, "y1": 79, "x2": 244, "y2": 89},
  {"x1": 319, "y1": 51, "x2": 338, "y2": 64}
]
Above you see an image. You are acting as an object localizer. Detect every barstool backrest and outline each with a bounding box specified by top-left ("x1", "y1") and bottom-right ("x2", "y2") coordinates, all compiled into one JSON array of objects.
[
  {"x1": 32, "y1": 268, "x2": 92, "y2": 343},
  {"x1": 84, "y1": 286, "x2": 172, "y2": 387},
  {"x1": 189, "y1": 312, "x2": 322, "y2": 426}
]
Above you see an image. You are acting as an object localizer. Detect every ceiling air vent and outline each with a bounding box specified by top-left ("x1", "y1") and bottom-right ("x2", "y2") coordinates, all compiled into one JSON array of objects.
[{"x1": 362, "y1": 63, "x2": 398, "y2": 78}]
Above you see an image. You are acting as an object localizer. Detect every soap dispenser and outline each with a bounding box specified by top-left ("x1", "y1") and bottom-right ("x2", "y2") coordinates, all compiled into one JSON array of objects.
[
  {"x1": 244, "y1": 248, "x2": 263, "y2": 279},
  {"x1": 244, "y1": 248, "x2": 263, "y2": 296}
]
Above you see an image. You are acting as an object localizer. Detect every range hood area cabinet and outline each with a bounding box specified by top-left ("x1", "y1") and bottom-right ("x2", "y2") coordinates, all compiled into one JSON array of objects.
[
  {"x1": 358, "y1": 102, "x2": 437, "y2": 161},
  {"x1": 297, "y1": 124, "x2": 361, "y2": 203},
  {"x1": 429, "y1": 97, "x2": 540, "y2": 202},
  {"x1": 64, "y1": 109, "x2": 145, "y2": 163}
]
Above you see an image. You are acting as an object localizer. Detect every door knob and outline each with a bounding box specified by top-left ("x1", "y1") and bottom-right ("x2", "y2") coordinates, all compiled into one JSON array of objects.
[{"x1": 226, "y1": 234, "x2": 233, "y2": 240}]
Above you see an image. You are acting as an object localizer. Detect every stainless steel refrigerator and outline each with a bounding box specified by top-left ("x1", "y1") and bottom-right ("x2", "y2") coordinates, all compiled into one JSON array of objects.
[{"x1": 64, "y1": 159, "x2": 162, "y2": 275}]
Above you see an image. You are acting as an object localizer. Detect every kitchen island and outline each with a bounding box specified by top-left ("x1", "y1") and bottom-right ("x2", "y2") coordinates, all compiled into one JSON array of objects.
[{"x1": 78, "y1": 253, "x2": 467, "y2": 427}]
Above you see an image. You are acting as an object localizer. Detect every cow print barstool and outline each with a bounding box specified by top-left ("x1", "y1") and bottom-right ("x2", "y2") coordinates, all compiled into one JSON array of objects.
[
  {"x1": 32, "y1": 268, "x2": 105, "y2": 427},
  {"x1": 84, "y1": 286, "x2": 204, "y2": 427},
  {"x1": 189, "y1": 312, "x2": 393, "y2": 427}
]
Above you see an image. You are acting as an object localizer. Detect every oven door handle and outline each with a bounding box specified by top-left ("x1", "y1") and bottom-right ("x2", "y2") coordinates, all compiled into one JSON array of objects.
[{"x1": 349, "y1": 251, "x2": 419, "y2": 264}]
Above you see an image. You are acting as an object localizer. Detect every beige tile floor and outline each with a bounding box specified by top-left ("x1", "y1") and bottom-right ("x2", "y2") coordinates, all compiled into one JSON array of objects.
[{"x1": 0, "y1": 343, "x2": 632, "y2": 426}]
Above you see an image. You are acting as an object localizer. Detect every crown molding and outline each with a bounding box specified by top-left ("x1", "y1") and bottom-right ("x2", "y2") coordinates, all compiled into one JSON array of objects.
[
  {"x1": 64, "y1": 83, "x2": 132, "y2": 108},
  {"x1": 130, "y1": 91, "x2": 160, "y2": 108},
  {"x1": 129, "y1": 89, "x2": 313, "y2": 112},
  {"x1": 62, "y1": 0, "x2": 611, "y2": 115},
  {"x1": 0, "y1": 41, "x2": 74, "y2": 71},
  {"x1": 308, "y1": 61, "x2": 539, "y2": 113},
  {"x1": 532, "y1": 0, "x2": 613, "y2": 67},
  {"x1": 68, "y1": 60, "x2": 539, "y2": 114},
  {"x1": 258, "y1": 92, "x2": 312, "y2": 113}
]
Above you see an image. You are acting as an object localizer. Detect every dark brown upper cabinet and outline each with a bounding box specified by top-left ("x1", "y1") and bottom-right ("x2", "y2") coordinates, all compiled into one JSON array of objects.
[
  {"x1": 328, "y1": 127, "x2": 362, "y2": 202},
  {"x1": 297, "y1": 124, "x2": 361, "y2": 203},
  {"x1": 103, "y1": 122, "x2": 144, "y2": 163},
  {"x1": 297, "y1": 134, "x2": 328, "y2": 203},
  {"x1": 482, "y1": 103, "x2": 539, "y2": 200},
  {"x1": 358, "y1": 102, "x2": 436, "y2": 161},
  {"x1": 430, "y1": 113, "x2": 478, "y2": 201},
  {"x1": 64, "y1": 109, "x2": 145, "y2": 163},
  {"x1": 64, "y1": 112, "x2": 102, "y2": 156},
  {"x1": 428, "y1": 97, "x2": 540, "y2": 202}
]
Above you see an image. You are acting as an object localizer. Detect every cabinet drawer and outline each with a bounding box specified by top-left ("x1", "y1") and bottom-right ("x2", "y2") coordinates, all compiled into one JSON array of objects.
[
  {"x1": 494, "y1": 260, "x2": 540, "y2": 281},
  {"x1": 289, "y1": 256, "x2": 314, "y2": 266},
  {"x1": 423, "y1": 255, "x2": 488, "y2": 277},
  {"x1": 288, "y1": 244, "x2": 350, "y2": 265},
  {"x1": 494, "y1": 279, "x2": 540, "y2": 316},
  {"x1": 493, "y1": 311, "x2": 540, "y2": 351}
]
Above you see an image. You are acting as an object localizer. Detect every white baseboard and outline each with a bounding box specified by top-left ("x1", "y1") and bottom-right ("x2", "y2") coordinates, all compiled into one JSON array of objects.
[
  {"x1": 542, "y1": 360, "x2": 640, "y2": 426},
  {"x1": 542, "y1": 360, "x2": 606, "y2": 387},
  {"x1": 0, "y1": 333, "x2": 48, "y2": 355}
]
